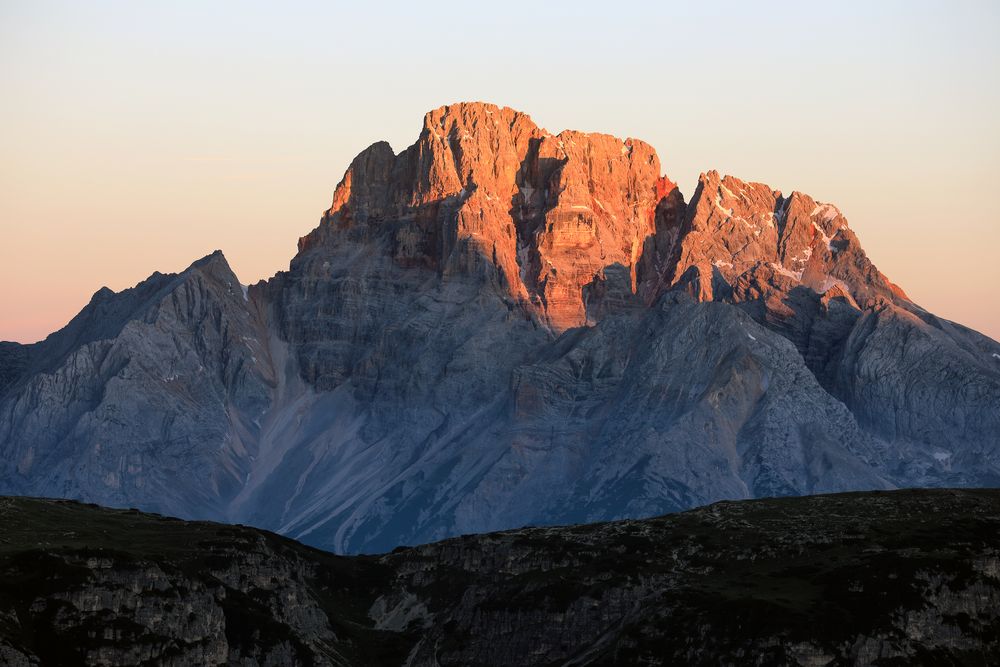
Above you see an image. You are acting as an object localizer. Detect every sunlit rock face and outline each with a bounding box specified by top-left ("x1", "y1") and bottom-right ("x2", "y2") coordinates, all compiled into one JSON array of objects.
[
  {"x1": 1, "y1": 102, "x2": 999, "y2": 553},
  {"x1": 663, "y1": 170, "x2": 1000, "y2": 474},
  {"x1": 297, "y1": 102, "x2": 682, "y2": 332}
]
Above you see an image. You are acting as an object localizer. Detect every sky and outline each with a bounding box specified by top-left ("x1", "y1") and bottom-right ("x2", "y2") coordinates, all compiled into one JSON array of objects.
[{"x1": 1, "y1": 0, "x2": 999, "y2": 343}]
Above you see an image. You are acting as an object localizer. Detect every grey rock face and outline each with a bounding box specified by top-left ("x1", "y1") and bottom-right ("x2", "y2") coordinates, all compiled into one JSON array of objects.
[
  {"x1": 0, "y1": 251, "x2": 273, "y2": 521},
  {"x1": 1, "y1": 102, "x2": 998, "y2": 553},
  {"x1": 673, "y1": 171, "x2": 1000, "y2": 490},
  {"x1": 828, "y1": 306, "x2": 1000, "y2": 486}
]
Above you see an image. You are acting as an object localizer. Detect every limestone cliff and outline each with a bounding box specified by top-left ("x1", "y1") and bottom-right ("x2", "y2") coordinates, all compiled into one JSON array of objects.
[{"x1": 1, "y1": 102, "x2": 998, "y2": 553}]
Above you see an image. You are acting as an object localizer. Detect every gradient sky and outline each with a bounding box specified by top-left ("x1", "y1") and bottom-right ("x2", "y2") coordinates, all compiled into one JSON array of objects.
[{"x1": 2, "y1": 0, "x2": 999, "y2": 343}]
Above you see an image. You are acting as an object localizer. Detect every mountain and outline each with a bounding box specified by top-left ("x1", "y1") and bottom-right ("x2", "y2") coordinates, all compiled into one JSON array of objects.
[
  {"x1": 1, "y1": 102, "x2": 999, "y2": 553},
  {"x1": 0, "y1": 252, "x2": 273, "y2": 521},
  {"x1": 1, "y1": 490, "x2": 998, "y2": 666}
]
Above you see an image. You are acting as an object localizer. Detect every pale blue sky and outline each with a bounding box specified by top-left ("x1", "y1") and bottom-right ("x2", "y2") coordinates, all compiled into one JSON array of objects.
[{"x1": 2, "y1": 0, "x2": 999, "y2": 341}]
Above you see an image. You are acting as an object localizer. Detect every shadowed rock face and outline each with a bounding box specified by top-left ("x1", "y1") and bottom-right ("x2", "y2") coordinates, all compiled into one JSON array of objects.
[
  {"x1": 0, "y1": 252, "x2": 273, "y2": 521},
  {"x1": 1, "y1": 102, "x2": 999, "y2": 553},
  {"x1": 1, "y1": 491, "x2": 998, "y2": 666}
]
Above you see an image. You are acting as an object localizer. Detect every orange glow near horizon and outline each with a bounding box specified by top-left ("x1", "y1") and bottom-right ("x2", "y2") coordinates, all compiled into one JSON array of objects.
[{"x1": 2, "y1": 2, "x2": 999, "y2": 344}]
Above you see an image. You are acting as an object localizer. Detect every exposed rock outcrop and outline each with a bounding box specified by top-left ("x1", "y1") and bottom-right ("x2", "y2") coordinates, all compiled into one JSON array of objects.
[
  {"x1": 1, "y1": 491, "x2": 998, "y2": 666},
  {"x1": 0, "y1": 252, "x2": 273, "y2": 521},
  {"x1": 1, "y1": 102, "x2": 998, "y2": 553},
  {"x1": 298, "y1": 103, "x2": 682, "y2": 332}
]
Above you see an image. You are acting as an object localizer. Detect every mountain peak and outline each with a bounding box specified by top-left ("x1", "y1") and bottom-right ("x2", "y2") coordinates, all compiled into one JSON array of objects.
[
  {"x1": 301, "y1": 103, "x2": 681, "y2": 330},
  {"x1": 422, "y1": 100, "x2": 535, "y2": 131},
  {"x1": 90, "y1": 285, "x2": 117, "y2": 303},
  {"x1": 185, "y1": 249, "x2": 242, "y2": 285},
  {"x1": 189, "y1": 248, "x2": 228, "y2": 268},
  {"x1": 669, "y1": 168, "x2": 901, "y2": 310},
  {"x1": 282, "y1": 105, "x2": 910, "y2": 330},
  {"x1": 3, "y1": 103, "x2": 999, "y2": 556}
]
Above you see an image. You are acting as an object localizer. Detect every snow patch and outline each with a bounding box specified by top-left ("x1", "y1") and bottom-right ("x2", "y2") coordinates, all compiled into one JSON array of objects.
[
  {"x1": 791, "y1": 246, "x2": 813, "y2": 264},
  {"x1": 747, "y1": 333, "x2": 757, "y2": 341},
  {"x1": 820, "y1": 276, "x2": 851, "y2": 293},
  {"x1": 736, "y1": 215, "x2": 763, "y2": 237},
  {"x1": 750, "y1": 221, "x2": 762, "y2": 237},
  {"x1": 775, "y1": 197, "x2": 791, "y2": 226},
  {"x1": 993, "y1": 353, "x2": 1000, "y2": 360},
  {"x1": 713, "y1": 193, "x2": 734, "y2": 216},
  {"x1": 933, "y1": 451, "x2": 951, "y2": 462},
  {"x1": 240, "y1": 284, "x2": 249, "y2": 302},
  {"x1": 811, "y1": 203, "x2": 841, "y2": 224},
  {"x1": 812, "y1": 221, "x2": 834, "y2": 251},
  {"x1": 770, "y1": 262, "x2": 803, "y2": 281}
]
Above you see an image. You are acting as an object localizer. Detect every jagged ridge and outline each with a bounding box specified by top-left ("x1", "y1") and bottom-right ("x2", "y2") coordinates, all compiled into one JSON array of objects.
[{"x1": 1, "y1": 102, "x2": 999, "y2": 553}]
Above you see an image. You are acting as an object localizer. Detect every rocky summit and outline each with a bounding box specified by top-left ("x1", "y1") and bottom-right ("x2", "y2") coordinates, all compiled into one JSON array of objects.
[
  {"x1": 1, "y1": 490, "x2": 998, "y2": 666},
  {"x1": 1, "y1": 102, "x2": 999, "y2": 553}
]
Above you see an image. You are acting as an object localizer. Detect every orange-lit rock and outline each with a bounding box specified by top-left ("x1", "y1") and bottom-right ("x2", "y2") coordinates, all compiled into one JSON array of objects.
[
  {"x1": 300, "y1": 102, "x2": 682, "y2": 331},
  {"x1": 663, "y1": 170, "x2": 907, "y2": 312},
  {"x1": 4, "y1": 101, "x2": 999, "y2": 557}
]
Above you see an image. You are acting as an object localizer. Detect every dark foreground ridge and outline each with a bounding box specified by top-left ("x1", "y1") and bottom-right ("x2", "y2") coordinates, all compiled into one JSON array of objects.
[{"x1": 1, "y1": 489, "x2": 998, "y2": 666}]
